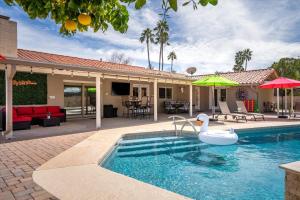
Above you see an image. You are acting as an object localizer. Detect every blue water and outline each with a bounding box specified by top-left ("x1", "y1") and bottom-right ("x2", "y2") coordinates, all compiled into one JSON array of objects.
[{"x1": 102, "y1": 126, "x2": 300, "y2": 200}]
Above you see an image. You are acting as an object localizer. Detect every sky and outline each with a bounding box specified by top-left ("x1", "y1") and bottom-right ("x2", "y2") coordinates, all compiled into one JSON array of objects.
[{"x1": 1, "y1": 0, "x2": 300, "y2": 75}]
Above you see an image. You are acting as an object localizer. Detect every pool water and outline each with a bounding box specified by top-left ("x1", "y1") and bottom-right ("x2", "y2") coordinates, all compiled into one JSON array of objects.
[{"x1": 102, "y1": 126, "x2": 300, "y2": 200}]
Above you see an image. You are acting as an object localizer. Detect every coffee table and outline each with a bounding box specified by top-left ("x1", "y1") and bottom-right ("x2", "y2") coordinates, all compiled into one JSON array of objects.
[{"x1": 38, "y1": 117, "x2": 60, "y2": 127}]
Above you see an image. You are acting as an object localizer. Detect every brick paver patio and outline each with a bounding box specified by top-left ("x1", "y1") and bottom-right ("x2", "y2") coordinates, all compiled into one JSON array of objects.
[{"x1": 0, "y1": 132, "x2": 93, "y2": 200}]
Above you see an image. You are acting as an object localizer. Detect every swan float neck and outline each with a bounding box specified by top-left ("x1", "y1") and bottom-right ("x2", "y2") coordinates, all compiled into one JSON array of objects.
[{"x1": 196, "y1": 114, "x2": 238, "y2": 145}]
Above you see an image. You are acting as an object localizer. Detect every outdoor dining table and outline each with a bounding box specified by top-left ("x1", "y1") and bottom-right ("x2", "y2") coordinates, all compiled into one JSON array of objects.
[
  {"x1": 125, "y1": 100, "x2": 143, "y2": 118},
  {"x1": 171, "y1": 102, "x2": 184, "y2": 114}
]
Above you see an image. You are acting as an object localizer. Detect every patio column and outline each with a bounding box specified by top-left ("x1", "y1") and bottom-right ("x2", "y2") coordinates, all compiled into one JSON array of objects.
[
  {"x1": 189, "y1": 83, "x2": 193, "y2": 117},
  {"x1": 81, "y1": 84, "x2": 85, "y2": 117},
  {"x1": 154, "y1": 78, "x2": 158, "y2": 121},
  {"x1": 277, "y1": 88, "x2": 280, "y2": 115},
  {"x1": 96, "y1": 75, "x2": 101, "y2": 129},
  {"x1": 5, "y1": 64, "x2": 16, "y2": 139},
  {"x1": 285, "y1": 88, "x2": 287, "y2": 114}
]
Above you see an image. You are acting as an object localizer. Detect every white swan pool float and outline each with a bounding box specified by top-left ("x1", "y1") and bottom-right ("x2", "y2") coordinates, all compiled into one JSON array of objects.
[{"x1": 197, "y1": 114, "x2": 238, "y2": 145}]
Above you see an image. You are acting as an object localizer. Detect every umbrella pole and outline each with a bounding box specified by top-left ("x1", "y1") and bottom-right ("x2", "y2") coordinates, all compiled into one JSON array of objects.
[
  {"x1": 279, "y1": 88, "x2": 288, "y2": 118},
  {"x1": 210, "y1": 85, "x2": 217, "y2": 121}
]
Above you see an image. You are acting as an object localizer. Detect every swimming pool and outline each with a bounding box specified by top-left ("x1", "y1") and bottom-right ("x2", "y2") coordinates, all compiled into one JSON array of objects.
[{"x1": 102, "y1": 126, "x2": 300, "y2": 200}]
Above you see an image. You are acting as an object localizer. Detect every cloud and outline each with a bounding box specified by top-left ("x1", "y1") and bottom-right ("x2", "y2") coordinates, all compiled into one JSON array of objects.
[{"x1": 166, "y1": 0, "x2": 300, "y2": 74}]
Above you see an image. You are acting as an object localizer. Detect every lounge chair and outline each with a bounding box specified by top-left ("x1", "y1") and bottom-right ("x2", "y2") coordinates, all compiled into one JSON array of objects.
[
  {"x1": 236, "y1": 101, "x2": 265, "y2": 121},
  {"x1": 215, "y1": 101, "x2": 247, "y2": 122}
]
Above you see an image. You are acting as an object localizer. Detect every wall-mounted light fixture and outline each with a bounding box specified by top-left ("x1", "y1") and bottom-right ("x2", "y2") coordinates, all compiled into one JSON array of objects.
[{"x1": 180, "y1": 86, "x2": 184, "y2": 94}]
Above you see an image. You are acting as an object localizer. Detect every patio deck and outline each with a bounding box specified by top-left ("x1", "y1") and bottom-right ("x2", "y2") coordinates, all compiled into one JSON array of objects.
[{"x1": 0, "y1": 114, "x2": 300, "y2": 200}]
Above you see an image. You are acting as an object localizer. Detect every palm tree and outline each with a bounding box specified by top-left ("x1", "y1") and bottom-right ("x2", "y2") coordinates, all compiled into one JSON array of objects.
[
  {"x1": 140, "y1": 28, "x2": 154, "y2": 69},
  {"x1": 168, "y1": 51, "x2": 177, "y2": 72},
  {"x1": 154, "y1": 20, "x2": 169, "y2": 71},
  {"x1": 233, "y1": 51, "x2": 244, "y2": 72},
  {"x1": 242, "y1": 48, "x2": 252, "y2": 71}
]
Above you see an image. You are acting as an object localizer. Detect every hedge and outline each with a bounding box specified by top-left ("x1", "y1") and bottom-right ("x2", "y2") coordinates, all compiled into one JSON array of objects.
[{"x1": 0, "y1": 71, "x2": 47, "y2": 105}]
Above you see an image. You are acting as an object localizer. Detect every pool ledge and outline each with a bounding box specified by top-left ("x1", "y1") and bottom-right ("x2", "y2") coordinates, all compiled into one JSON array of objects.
[
  {"x1": 280, "y1": 161, "x2": 300, "y2": 174},
  {"x1": 33, "y1": 120, "x2": 300, "y2": 200}
]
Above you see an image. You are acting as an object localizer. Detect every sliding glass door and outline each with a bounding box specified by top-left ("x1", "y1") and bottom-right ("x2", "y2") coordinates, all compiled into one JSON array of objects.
[
  {"x1": 64, "y1": 85, "x2": 96, "y2": 118},
  {"x1": 64, "y1": 85, "x2": 82, "y2": 117}
]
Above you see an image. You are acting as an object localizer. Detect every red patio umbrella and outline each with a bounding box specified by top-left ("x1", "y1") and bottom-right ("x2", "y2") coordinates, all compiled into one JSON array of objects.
[
  {"x1": 0, "y1": 54, "x2": 6, "y2": 61},
  {"x1": 259, "y1": 77, "x2": 300, "y2": 118}
]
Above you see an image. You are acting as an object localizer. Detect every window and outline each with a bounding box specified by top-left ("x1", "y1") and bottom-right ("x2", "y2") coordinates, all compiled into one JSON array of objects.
[{"x1": 159, "y1": 87, "x2": 172, "y2": 99}]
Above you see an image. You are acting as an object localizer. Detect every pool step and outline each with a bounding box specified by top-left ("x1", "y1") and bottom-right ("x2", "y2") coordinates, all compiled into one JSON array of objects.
[
  {"x1": 118, "y1": 140, "x2": 200, "y2": 152},
  {"x1": 117, "y1": 143, "x2": 202, "y2": 157},
  {"x1": 119, "y1": 136, "x2": 196, "y2": 147}
]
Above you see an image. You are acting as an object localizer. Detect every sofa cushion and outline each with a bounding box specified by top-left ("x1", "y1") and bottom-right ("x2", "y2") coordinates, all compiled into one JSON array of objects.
[
  {"x1": 47, "y1": 106, "x2": 61, "y2": 114},
  {"x1": 13, "y1": 108, "x2": 18, "y2": 118},
  {"x1": 2, "y1": 108, "x2": 18, "y2": 118},
  {"x1": 33, "y1": 107, "x2": 47, "y2": 114},
  {"x1": 30, "y1": 114, "x2": 47, "y2": 118},
  {"x1": 13, "y1": 116, "x2": 32, "y2": 122},
  {"x1": 17, "y1": 107, "x2": 33, "y2": 115},
  {"x1": 51, "y1": 113, "x2": 65, "y2": 117}
]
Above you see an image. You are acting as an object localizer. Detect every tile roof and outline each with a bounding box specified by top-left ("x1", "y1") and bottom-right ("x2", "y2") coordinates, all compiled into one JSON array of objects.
[
  {"x1": 15, "y1": 49, "x2": 277, "y2": 84},
  {"x1": 191, "y1": 68, "x2": 277, "y2": 85},
  {"x1": 17, "y1": 49, "x2": 187, "y2": 80}
]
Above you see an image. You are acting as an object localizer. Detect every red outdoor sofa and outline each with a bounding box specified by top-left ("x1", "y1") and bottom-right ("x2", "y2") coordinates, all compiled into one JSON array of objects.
[{"x1": 0, "y1": 106, "x2": 66, "y2": 131}]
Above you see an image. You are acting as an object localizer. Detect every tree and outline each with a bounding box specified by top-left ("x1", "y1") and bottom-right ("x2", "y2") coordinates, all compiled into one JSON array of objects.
[
  {"x1": 271, "y1": 58, "x2": 300, "y2": 80},
  {"x1": 140, "y1": 28, "x2": 155, "y2": 69},
  {"x1": 242, "y1": 48, "x2": 252, "y2": 71},
  {"x1": 154, "y1": 20, "x2": 169, "y2": 71},
  {"x1": 233, "y1": 51, "x2": 244, "y2": 72},
  {"x1": 4, "y1": 0, "x2": 217, "y2": 35},
  {"x1": 167, "y1": 51, "x2": 177, "y2": 72},
  {"x1": 109, "y1": 52, "x2": 131, "y2": 64},
  {"x1": 233, "y1": 49, "x2": 253, "y2": 72}
]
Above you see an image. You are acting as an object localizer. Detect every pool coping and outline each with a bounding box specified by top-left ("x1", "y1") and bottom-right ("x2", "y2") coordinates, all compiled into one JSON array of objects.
[{"x1": 33, "y1": 120, "x2": 300, "y2": 200}]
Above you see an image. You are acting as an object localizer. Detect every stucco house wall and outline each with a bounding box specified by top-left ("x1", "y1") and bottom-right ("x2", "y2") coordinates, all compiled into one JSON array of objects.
[{"x1": 47, "y1": 75, "x2": 195, "y2": 116}]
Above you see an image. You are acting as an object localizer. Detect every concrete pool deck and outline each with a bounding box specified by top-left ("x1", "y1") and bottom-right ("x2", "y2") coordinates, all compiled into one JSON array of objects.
[{"x1": 32, "y1": 117, "x2": 300, "y2": 200}]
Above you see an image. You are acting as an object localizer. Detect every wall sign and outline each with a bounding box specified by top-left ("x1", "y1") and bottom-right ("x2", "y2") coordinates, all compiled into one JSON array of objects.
[{"x1": 13, "y1": 80, "x2": 37, "y2": 86}]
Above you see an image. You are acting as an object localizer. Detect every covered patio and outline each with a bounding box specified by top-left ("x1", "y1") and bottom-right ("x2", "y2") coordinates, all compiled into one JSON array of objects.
[{"x1": 0, "y1": 49, "x2": 194, "y2": 140}]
